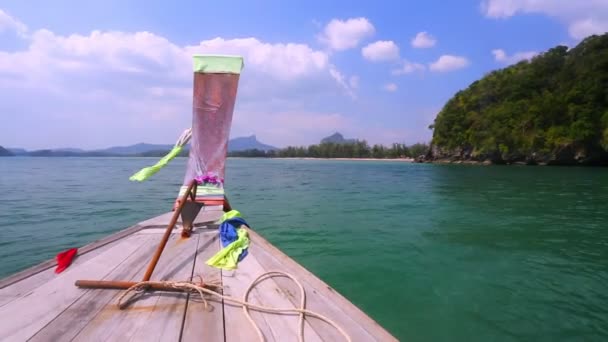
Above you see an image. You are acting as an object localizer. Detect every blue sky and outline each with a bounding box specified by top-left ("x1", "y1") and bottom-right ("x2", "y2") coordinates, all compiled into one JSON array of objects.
[{"x1": 1, "y1": 0, "x2": 607, "y2": 149}]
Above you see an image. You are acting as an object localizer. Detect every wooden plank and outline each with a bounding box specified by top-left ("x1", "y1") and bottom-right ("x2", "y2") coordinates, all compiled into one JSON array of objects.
[
  {"x1": 0, "y1": 234, "x2": 134, "y2": 308},
  {"x1": 180, "y1": 201, "x2": 203, "y2": 234},
  {"x1": 248, "y1": 258, "x2": 323, "y2": 342},
  {"x1": 249, "y1": 243, "x2": 349, "y2": 341},
  {"x1": 221, "y1": 247, "x2": 322, "y2": 341},
  {"x1": 137, "y1": 227, "x2": 221, "y2": 235},
  {"x1": 137, "y1": 228, "x2": 182, "y2": 235},
  {"x1": 73, "y1": 232, "x2": 200, "y2": 341},
  {"x1": 181, "y1": 231, "x2": 224, "y2": 342},
  {"x1": 0, "y1": 224, "x2": 144, "y2": 289},
  {"x1": 0, "y1": 295, "x2": 11, "y2": 308},
  {"x1": 137, "y1": 208, "x2": 222, "y2": 236},
  {"x1": 193, "y1": 207, "x2": 224, "y2": 228},
  {"x1": 0, "y1": 234, "x2": 147, "y2": 341},
  {"x1": 137, "y1": 212, "x2": 177, "y2": 228},
  {"x1": 222, "y1": 253, "x2": 276, "y2": 342},
  {"x1": 0, "y1": 209, "x2": 221, "y2": 292},
  {"x1": 29, "y1": 234, "x2": 159, "y2": 342},
  {"x1": 136, "y1": 206, "x2": 222, "y2": 229},
  {"x1": 248, "y1": 229, "x2": 398, "y2": 342}
]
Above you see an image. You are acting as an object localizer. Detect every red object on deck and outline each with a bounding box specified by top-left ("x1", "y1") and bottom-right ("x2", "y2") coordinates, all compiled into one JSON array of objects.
[{"x1": 55, "y1": 248, "x2": 78, "y2": 273}]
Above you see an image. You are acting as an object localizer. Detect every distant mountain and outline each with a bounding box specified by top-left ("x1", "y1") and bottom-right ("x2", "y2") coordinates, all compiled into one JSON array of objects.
[
  {"x1": 26, "y1": 149, "x2": 112, "y2": 157},
  {"x1": 5, "y1": 135, "x2": 277, "y2": 157},
  {"x1": 228, "y1": 135, "x2": 277, "y2": 152},
  {"x1": 321, "y1": 132, "x2": 356, "y2": 144},
  {"x1": 0, "y1": 146, "x2": 14, "y2": 156},
  {"x1": 53, "y1": 148, "x2": 85, "y2": 153},
  {"x1": 94, "y1": 143, "x2": 177, "y2": 155},
  {"x1": 7, "y1": 148, "x2": 27, "y2": 155}
]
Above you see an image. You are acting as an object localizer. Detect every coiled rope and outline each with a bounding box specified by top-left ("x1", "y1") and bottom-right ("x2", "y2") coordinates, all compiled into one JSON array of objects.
[{"x1": 117, "y1": 270, "x2": 351, "y2": 342}]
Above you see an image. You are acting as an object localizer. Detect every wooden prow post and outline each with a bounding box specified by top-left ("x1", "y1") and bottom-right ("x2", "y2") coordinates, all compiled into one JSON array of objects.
[
  {"x1": 75, "y1": 179, "x2": 198, "y2": 288},
  {"x1": 142, "y1": 179, "x2": 197, "y2": 281},
  {"x1": 180, "y1": 202, "x2": 202, "y2": 238},
  {"x1": 76, "y1": 55, "x2": 244, "y2": 291},
  {"x1": 223, "y1": 197, "x2": 233, "y2": 212},
  {"x1": 75, "y1": 180, "x2": 235, "y2": 290}
]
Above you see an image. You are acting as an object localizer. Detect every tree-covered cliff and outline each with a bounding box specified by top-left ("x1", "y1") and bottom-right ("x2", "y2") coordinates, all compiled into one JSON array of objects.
[{"x1": 430, "y1": 33, "x2": 608, "y2": 165}]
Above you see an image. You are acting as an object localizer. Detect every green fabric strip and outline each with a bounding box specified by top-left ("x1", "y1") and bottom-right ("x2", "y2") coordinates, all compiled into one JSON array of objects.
[
  {"x1": 192, "y1": 55, "x2": 244, "y2": 74},
  {"x1": 196, "y1": 185, "x2": 225, "y2": 195},
  {"x1": 206, "y1": 228, "x2": 249, "y2": 270},
  {"x1": 220, "y1": 210, "x2": 242, "y2": 223},
  {"x1": 129, "y1": 146, "x2": 183, "y2": 182},
  {"x1": 178, "y1": 185, "x2": 225, "y2": 196}
]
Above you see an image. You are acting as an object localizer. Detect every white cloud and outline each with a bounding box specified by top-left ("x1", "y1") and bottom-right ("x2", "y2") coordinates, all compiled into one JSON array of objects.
[
  {"x1": 492, "y1": 48, "x2": 538, "y2": 64},
  {"x1": 0, "y1": 30, "x2": 331, "y2": 85},
  {"x1": 349, "y1": 75, "x2": 359, "y2": 89},
  {"x1": 411, "y1": 31, "x2": 436, "y2": 48},
  {"x1": 329, "y1": 65, "x2": 356, "y2": 99},
  {"x1": 186, "y1": 37, "x2": 329, "y2": 81},
  {"x1": 481, "y1": 0, "x2": 608, "y2": 39},
  {"x1": 0, "y1": 9, "x2": 27, "y2": 36},
  {"x1": 429, "y1": 55, "x2": 470, "y2": 72},
  {"x1": 383, "y1": 83, "x2": 398, "y2": 92},
  {"x1": 392, "y1": 60, "x2": 425, "y2": 75},
  {"x1": 318, "y1": 17, "x2": 375, "y2": 51},
  {"x1": 361, "y1": 40, "x2": 400, "y2": 62},
  {"x1": 0, "y1": 12, "x2": 362, "y2": 149},
  {"x1": 569, "y1": 18, "x2": 608, "y2": 40}
]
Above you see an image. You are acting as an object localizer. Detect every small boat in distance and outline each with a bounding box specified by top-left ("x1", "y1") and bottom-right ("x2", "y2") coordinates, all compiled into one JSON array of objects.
[{"x1": 0, "y1": 55, "x2": 397, "y2": 341}]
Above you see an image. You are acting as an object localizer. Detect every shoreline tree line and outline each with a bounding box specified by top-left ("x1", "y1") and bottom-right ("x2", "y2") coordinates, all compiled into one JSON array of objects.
[{"x1": 228, "y1": 141, "x2": 430, "y2": 159}]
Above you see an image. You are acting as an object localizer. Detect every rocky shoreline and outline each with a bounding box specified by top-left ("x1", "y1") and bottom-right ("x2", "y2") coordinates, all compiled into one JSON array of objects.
[{"x1": 415, "y1": 145, "x2": 608, "y2": 166}]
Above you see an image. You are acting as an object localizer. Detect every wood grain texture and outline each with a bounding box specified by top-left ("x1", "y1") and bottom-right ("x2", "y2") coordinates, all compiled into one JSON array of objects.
[
  {"x1": 181, "y1": 232, "x2": 224, "y2": 342},
  {"x1": 222, "y1": 255, "x2": 276, "y2": 342},
  {"x1": 0, "y1": 210, "x2": 396, "y2": 342},
  {"x1": 72, "y1": 232, "x2": 200, "y2": 341},
  {"x1": 224, "y1": 248, "x2": 323, "y2": 342},
  {"x1": 29, "y1": 234, "x2": 158, "y2": 342},
  {"x1": 136, "y1": 206, "x2": 223, "y2": 229},
  {"x1": 0, "y1": 234, "x2": 146, "y2": 341},
  {"x1": 194, "y1": 206, "x2": 224, "y2": 224},
  {"x1": 0, "y1": 224, "x2": 144, "y2": 290},
  {"x1": 248, "y1": 229, "x2": 398, "y2": 342},
  {"x1": 137, "y1": 212, "x2": 177, "y2": 228},
  {"x1": 0, "y1": 235, "x2": 128, "y2": 308}
]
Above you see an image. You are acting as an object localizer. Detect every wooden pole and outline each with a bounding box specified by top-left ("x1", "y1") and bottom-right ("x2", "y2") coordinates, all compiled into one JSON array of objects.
[
  {"x1": 223, "y1": 196, "x2": 233, "y2": 212},
  {"x1": 74, "y1": 279, "x2": 220, "y2": 292},
  {"x1": 74, "y1": 180, "x2": 206, "y2": 289},
  {"x1": 141, "y1": 179, "x2": 197, "y2": 281}
]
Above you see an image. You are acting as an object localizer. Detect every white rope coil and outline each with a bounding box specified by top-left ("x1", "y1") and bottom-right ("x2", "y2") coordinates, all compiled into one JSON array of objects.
[
  {"x1": 176, "y1": 128, "x2": 192, "y2": 147},
  {"x1": 117, "y1": 270, "x2": 351, "y2": 342}
]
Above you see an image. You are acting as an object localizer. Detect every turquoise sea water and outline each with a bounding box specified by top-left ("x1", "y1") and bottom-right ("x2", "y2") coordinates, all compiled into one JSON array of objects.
[{"x1": 1, "y1": 157, "x2": 607, "y2": 341}]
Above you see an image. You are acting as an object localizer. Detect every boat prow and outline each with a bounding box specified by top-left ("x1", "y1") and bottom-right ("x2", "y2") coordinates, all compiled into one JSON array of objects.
[{"x1": 0, "y1": 207, "x2": 397, "y2": 341}]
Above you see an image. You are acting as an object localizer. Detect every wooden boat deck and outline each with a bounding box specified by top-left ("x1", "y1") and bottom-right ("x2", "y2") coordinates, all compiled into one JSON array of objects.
[{"x1": 0, "y1": 207, "x2": 397, "y2": 341}]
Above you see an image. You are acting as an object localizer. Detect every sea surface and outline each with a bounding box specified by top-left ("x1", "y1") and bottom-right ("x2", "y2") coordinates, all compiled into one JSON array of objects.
[{"x1": 1, "y1": 157, "x2": 607, "y2": 341}]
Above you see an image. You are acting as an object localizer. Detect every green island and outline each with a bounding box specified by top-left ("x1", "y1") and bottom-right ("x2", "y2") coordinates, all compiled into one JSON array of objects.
[{"x1": 429, "y1": 33, "x2": 608, "y2": 165}]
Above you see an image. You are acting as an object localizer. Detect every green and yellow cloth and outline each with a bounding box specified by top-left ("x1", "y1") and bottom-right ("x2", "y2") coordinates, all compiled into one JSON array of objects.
[{"x1": 206, "y1": 210, "x2": 250, "y2": 270}]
